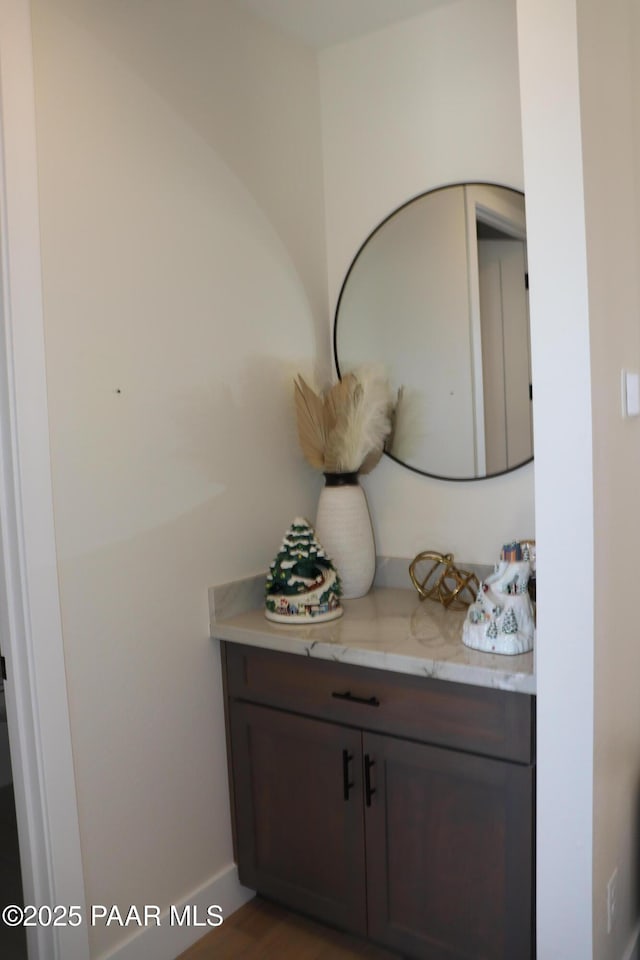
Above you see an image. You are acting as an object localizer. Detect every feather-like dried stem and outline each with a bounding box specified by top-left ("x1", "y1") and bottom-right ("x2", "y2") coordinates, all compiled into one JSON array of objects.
[
  {"x1": 293, "y1": 365, "x2": 397, "y2": 476},
  {"x1": 294, "y1": 376, "x2": 326, "y2": 470}
]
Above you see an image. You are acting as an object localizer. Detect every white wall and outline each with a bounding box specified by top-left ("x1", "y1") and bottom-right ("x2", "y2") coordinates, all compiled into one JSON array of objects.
[
  {"x1": 30, "y1": 0, "x2": 327, "y2": 956},
  {"x1": 517, "y1": 1, "x2": 595, "y2": 954},
  {"x1": 320, "y1": 0, "x2": 534, "y2": 566}
]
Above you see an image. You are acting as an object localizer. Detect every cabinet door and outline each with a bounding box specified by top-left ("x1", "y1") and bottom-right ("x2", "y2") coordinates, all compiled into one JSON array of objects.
[
  {"x1": 230, "y1": 701, "x2": 367, "y2": 935},
  {"x1": 364, "y1": 733, "x2": 533, "y2": 960}
]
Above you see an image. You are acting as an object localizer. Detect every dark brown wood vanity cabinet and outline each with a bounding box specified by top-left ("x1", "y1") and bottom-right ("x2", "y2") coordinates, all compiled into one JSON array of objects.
[{"x1": 222, "y1": 642, "x2": 535, "y2": 960}]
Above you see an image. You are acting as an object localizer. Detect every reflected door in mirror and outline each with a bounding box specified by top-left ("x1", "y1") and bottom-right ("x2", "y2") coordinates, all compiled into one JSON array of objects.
[{"x1": 478, "y1": 238, "x2": 532, "y2": 475}]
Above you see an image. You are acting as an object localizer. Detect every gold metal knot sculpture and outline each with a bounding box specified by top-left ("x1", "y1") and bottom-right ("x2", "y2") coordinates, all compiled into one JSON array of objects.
[{"x1": 409, "y1": 551, "x2": 480, "y2": 609}]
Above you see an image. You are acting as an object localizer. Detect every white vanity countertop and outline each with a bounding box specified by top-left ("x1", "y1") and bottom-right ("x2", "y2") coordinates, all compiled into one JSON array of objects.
[{"x1": 211, "y1": 586, "x2": 535, "y2": 695}]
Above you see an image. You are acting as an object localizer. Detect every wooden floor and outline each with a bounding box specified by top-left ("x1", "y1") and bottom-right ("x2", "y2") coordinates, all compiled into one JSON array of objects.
[{"x1": 177, "y1": 897, "x2": 401, "y2": 960}]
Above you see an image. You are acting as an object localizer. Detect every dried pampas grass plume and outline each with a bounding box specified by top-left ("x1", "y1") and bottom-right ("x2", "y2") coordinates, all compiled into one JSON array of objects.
[
  {"x1": 293, "y1": 375, "x2": 328, "y2": 471},
  {"x1": 294, "y1": 365, "x2": 396, "y2": 475},
  {"x1": 386, "y1": 386, "x2": 424, "y2": 463}
]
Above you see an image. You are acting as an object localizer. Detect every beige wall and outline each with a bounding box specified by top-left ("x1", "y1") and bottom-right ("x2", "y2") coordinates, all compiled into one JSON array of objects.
[
  {"x1": 319, "y1": 0, "x2": 534, "y2": 566},
  {"x1": 578, "y1": 0, "x2": 640, "y2": 956},
  {"x1": 519, "y1": 0, "x2": 640, "y2": 956},
  {"x1": 30, "y1": 0, "x2": 327, "y2": 955}
]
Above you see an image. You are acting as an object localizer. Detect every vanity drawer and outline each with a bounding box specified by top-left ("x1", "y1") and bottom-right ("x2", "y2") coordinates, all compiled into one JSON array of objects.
[{"x1": 223, "y1": 642, "x2": 534, "y2": 764}]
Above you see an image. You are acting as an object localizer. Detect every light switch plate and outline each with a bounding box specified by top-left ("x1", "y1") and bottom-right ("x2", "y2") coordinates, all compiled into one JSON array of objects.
[{"x1": 622, "y1": 370, "x2": 640, "y2": 417}]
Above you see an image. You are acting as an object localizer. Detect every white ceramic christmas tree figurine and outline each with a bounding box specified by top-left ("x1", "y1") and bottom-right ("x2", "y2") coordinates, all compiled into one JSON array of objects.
[
  {"x1": 462, "y1": 541, "x2": 535, "y2": 655},
  {"x1": 265, "y1": 518, "x2": 343, "y2": 624}
]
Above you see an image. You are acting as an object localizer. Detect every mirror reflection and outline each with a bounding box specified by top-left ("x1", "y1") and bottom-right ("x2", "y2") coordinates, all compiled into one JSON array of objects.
[{"x1": 334, "y1": 183, "x2": 533, "y2": 481}]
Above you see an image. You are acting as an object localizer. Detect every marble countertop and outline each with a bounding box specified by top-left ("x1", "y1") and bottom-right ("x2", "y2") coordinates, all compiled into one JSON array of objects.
[{"x1": 211, "y1": 586, "x2": 535, "y2": 695}]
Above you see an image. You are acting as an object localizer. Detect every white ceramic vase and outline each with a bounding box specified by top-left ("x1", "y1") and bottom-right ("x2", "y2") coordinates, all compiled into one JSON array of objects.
[{"x1": 315, "y1": 473, "x2": 376, "y2": 599}]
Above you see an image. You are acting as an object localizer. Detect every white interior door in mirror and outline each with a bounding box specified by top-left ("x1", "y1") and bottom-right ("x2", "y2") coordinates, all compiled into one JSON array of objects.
[{"x1": 478, "y1": 240, "x2": 532, "y2": 475}]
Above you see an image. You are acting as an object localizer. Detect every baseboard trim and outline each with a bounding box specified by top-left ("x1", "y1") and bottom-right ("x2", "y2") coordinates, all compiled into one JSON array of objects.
[
  {"x1": 623, "y1": 920, "x2": 640, "y2": 960},
  {"x1": 98, "y1": 863, "x2": 254, "y2": 960}
]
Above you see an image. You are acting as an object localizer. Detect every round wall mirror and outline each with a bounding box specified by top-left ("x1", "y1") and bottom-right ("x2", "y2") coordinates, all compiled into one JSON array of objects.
[{"x1": 334, "y1": 182, "x2": 533, "y2": 481}]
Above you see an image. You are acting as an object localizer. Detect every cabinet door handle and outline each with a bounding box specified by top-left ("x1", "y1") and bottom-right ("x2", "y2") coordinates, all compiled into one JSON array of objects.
[
  {"x1": 332, "y1": 690, "x2": 380, "y2": 707},
  {"x1": 364, "y1": 754, "x2": 376, "y2": 807},
  {"x1": 342, "y1": 749, "x2": 354, "y2": 801}
]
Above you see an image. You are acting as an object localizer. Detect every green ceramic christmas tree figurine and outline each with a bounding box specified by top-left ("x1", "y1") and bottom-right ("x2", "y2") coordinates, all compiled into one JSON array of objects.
[{"x1": 265, "y1": 518, "x2": 342, "y2": 624}]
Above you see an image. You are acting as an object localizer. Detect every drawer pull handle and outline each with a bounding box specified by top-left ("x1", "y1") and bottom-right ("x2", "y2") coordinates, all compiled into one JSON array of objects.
[
  {"x1": 332, "y1": 690, "x2": 380, "y2": 707},
  {"x1": 364, "y1": 754, "x2": 376, "y2": 807},
  {"x1": 342, "y1": 749, "x2": 354, "y2": 801}
]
